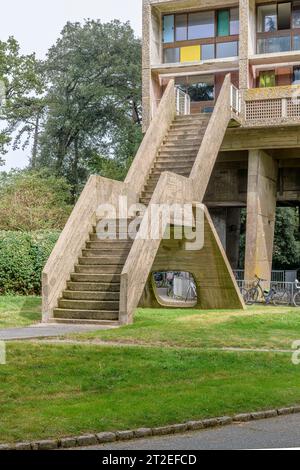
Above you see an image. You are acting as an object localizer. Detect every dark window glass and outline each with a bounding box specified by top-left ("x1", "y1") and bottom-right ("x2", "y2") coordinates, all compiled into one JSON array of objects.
[
  {"x1": 175, "y1": 14, "x2": 187, "y2": 41},
  {"x1": 257, "y1": 5, "x2": 277, "y2": 32},
  {"x1": 163, "y1": 15, "x2": 174, "y2": 43},
  {"x1": 259, "y1": 71, "x2": 276, "y2": 87},
  {"x1": 163, "y1": 48, "x2": 180, "y2": 63},
  {"x1": 293, "y1": 66, "x2": 300, "y2": 83},
  {"x1": 230, "y1": 8, "x2": 239, "y2": 35},
  {"x1": 175, "y1": 75, "x2": 214, "y2": 102},
  {"x1": 216, "y1": 41, "x2": 238, "y2": 58},
  {"x1": 292, "y1": 1, "x2": 300, "y2": 27},
  {"x1": 201, "y1": 44, "x2": 215, "y2": 60},
  {"x1": 218, "y1": 10, "x2": 230, "y2": 36},
  {"x1": 278, "y1": 3, "x2": 291, "y2": 30},
  {"x1": 188, "y1": 11, "x2": 215, "y2": 39}
]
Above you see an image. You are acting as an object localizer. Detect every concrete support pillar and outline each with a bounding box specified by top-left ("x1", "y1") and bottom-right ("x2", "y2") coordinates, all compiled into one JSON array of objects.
[
  {"x1": 210, "y1": 209, "x2": 227, "y2": 250},
  {"x1": 226, "y1": 208, "x2": 241, "y2": 270},
  {"x1": 245, "y1": 150, "x2": 278, "y2": 285}
]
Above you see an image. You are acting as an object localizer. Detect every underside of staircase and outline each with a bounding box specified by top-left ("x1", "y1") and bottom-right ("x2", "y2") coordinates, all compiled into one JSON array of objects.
[{"x1": 52, "y1": 114, "x2": 211, "y2": 325}]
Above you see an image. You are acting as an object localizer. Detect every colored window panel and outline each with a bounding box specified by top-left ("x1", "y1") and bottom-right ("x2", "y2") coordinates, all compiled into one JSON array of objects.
[
  {"x1": 278, "y1": 3, "x2": 291, "y2": 30},
  {"x1": 180, "y1": 45, "x2": 201, "y2": 63},
  {"x1": 259, "y1": 71, "x2": 276, "y2": 88},
  {"x1": 257, "y1": 35, "x2": 291, "y2": 53},
  {"x1": 163, "y1": 15, "x2": 174, "y2": 43},
  {"x1": 201, "y1": 43, "x2": 215, "y2": 60},
  {"x1": 163, "y1": 48, "x2": 180, "y2": 63},
  {"x1": 230, "y1": 8, "x2": 239, "y2": 35},
  {"x1": 188, "y1": 11, "x2": 215, "y2": 39},
  {"x1": 175, "y1": 14, "x2": 187, "y2": 41},
  {"x1": 218, "y1": 10, "x2": 230, "y2": 37},
  {"x1": 293, "y1": 34, "x2": 300, "y2": 50},
  {"x1": 216, "y1": 41, "x2": 238, "y2": 58}
]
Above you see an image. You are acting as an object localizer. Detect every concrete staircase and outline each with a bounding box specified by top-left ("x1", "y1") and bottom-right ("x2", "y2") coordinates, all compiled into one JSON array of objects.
[
  {"x1": 53, "y1": 220, "x2": 134, "y2": 325},
  {"x1": 52, "y1": 115, "x2": 210, "y2": 325},
  {"x1": 140, "y1": 114, "x2": 210, "y2": 206}
]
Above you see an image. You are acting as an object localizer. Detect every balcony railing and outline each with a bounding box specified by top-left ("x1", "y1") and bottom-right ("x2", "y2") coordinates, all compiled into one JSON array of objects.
[
  {"x1": 230, "y1": 84, "x2": 241, "y2": 115},
  {"x1": 175, "y1": 87, "x2": 191, "y2": 115},
  {"x1": 244, "y1": 85, "x2": 300, "y2": 126}
]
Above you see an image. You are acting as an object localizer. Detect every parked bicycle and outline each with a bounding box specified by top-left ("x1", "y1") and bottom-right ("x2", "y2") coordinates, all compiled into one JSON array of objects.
[
  {"x1": 293, "y1": 280, "x2": 300, "y2": 307},
  {"x1": 244, "y1": 275, "x2": 291, "y2": 306}
]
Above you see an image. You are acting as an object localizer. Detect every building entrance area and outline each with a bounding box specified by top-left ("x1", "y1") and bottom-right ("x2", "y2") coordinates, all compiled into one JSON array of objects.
[{"x1": 175, "y1": 74, "x2": 215, "y2": 113}]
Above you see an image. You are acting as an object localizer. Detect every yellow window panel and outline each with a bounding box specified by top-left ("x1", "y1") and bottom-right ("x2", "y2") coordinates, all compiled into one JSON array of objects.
[{"x1": 180, "y1": 45, "x2": 201, "y2": 63}]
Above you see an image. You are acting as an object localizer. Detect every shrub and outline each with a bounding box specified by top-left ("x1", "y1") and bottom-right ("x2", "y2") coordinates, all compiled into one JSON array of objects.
[{"x1": 0, "y1": 230, "x2": 60, "y2": 295}]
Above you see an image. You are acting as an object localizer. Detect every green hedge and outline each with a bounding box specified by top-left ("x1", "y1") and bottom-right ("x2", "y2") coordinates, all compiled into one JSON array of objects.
[{"x1": 0, "y1": 231, "x2": 60, "y2": 295}]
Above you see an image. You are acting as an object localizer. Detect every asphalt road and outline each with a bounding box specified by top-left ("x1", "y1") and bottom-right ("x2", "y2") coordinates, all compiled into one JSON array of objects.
[{"x1": 82, "y1": 414, "x2": 300, "y2": 450}]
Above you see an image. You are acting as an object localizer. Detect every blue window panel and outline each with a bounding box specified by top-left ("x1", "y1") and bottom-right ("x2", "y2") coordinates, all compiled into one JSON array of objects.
[{"x1": 163, "y1": 15, "x2": 174, "y2": 43}]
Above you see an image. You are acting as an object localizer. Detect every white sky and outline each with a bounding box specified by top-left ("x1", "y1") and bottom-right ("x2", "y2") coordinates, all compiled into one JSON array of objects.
[{"x1": 0, "y1": 0, "x2": 142, "y2": 171}]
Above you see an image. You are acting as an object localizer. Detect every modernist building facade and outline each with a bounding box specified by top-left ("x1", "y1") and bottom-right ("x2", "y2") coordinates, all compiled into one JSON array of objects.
[{"x1": 142, "y1": 0, "x2": 300, "y2": 282}]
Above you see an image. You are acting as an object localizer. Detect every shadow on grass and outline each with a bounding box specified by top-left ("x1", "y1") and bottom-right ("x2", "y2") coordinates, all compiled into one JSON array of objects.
[{"x1": 0, "y1": 296, "x2": 42, "y2": 329}]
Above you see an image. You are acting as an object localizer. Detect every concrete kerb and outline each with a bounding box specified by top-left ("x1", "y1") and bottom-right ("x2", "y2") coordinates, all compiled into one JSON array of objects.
[{"x1": 1, "y1": 405, "x2": 300, "y2": 450}]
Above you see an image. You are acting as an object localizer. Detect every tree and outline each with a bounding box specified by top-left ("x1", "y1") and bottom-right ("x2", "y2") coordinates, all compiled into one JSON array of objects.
[
  {"x1": 0, "y1": 170, "x2": 72, "y2": 231},
  {"x1": 0, "y1": 37, "x2": 46, "y2": 165},
  {"x1": 38, "y1": 20, "x2": 142, "y2": 198}
]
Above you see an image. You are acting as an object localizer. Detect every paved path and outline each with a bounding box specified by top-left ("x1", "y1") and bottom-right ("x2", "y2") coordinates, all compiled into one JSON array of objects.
[
  {"x1": 0, "y1": 323, "x2": 116, "y2": 341},
  {"x1": 81, "y1": 414, "x2": 300, "y2": 450}
]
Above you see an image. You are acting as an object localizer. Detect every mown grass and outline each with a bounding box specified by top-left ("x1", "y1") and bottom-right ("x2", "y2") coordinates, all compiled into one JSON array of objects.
[
  {"x1": 1, "y1": 342, "x2": 300, "y2": 443},
  {"x1": 0, "y1": 296, "x2": 41, "y2": 329},
  {"x1": 69, "y1": 306, "x2": 300, "y2": 351}
]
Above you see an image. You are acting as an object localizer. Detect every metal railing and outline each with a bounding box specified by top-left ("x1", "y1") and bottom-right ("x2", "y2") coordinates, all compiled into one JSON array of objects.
[
  {"x1": 236, "y1": 279, "x2": 298, "y2": 305},
  {"x1": 245, "y1": 96, "x2": 300, "y2": 122},
  {"x1": 175, "y1": 87, "x2": 191, "y2": 116},
  {"x1": 233, "y1": 270, "x2": 297, "y2": 283},
  {"x1": 230, "y1": 84, "x2": 241, "y2": 115}
]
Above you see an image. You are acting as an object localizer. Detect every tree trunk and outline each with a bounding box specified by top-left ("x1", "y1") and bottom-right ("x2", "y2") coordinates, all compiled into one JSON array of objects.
[{"x1": 30, "y1": 112, "x2": 40, "y2": 169}]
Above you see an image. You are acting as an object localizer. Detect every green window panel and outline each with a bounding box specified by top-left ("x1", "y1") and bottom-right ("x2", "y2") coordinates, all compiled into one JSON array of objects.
[
  {"x1": 218, "y1": 10, "x2": 230, "y2": 37},
  {"x1": 259, "y1": 71, "x2": 276, "y2": 88},
  {"x1": 163, "y1": 15, "x2": 174, "y2": 43}
]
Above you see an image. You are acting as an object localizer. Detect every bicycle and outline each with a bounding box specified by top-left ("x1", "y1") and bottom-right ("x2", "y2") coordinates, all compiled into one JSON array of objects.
[
  {"x1": 293, "y1": 280, "x2": 300, "y2": 307},
  {"x1": 244, "y1": 275, "x2": 285, "y2": 306}
]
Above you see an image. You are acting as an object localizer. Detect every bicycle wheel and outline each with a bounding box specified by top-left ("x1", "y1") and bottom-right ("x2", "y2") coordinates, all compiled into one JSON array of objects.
[
  {"x1": 274, "y1": 290, "x2": 291, "y2": 306},
  {"x1": 293, "y1": 292, "x2": 300, "y2": 307},
  {"x1": 246, "y1": 288, "x2": 259, "y2": 305}
]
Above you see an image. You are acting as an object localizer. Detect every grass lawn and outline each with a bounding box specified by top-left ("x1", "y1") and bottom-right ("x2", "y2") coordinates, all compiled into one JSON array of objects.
[
  {"x1": 1, "y1": 342, "x2": 300, "y2": 443},
  {"x1": 0, "y1": 296, "x2": 41, "y2": 329},
  {"x1": 69, "y1": 306, "x2": 300, "y2": 351}
]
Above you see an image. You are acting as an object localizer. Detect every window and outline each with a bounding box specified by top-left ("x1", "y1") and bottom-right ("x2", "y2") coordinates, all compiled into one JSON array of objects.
[
  {"x1": 293, "y1": 66, "x2": 300, "y2": 83},
  {"x1": 216, "y1": 41, "x2": 238, "y2": 58},
  {"x1": 292, "y1": 1, "x2": 300, "y2": 27},
  {"x1": 218, "y1": 10, "x2": 230, "y2": 36},
  {"x1": 259, "y1": 70, "x2": 276, "y2": 87},
  {"x1": 175, "y1": 14, "x2": 187, "y2": 41},
  {"x1": 163, "y1": 48, "x2": 180, "y2": 63},
  {"x1": 257, "y1": 35, "x2": 291, "y2": 53},
  {"x1": 175, "y1": 75, "x2": 215, "y2": 102},
  {"x1": 257, "y1": 5, "x2": 277, "y2": 32},
  {"x1": 230, "y1": 8, "x2": 240, "y2": 35},
  {"x1": 201, "y1": 43, "x2": 215, "y2": 60},
  {"x1": 188, "y1": 11, "x2": 215, "y2": 39},
  {"x1": 293, "y1": 34, "x2": 300, "y2": 48},
  {"x1": 163, "y1": 15, "x2": 174, "y2": 43},
  {"x1": 278, "y1": 3, "x2": 291, "y2": 29}
]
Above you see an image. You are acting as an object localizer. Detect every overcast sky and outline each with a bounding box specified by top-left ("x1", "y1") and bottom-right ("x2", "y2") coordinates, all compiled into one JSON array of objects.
[{"x1": 0, "y1": 0, "x2": 142, "y2": 171}]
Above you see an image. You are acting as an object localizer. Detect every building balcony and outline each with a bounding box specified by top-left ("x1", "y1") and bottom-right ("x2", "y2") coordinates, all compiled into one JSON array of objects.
[{"x1": 243, "y1": 85, "x2": 300, "y2": 127}]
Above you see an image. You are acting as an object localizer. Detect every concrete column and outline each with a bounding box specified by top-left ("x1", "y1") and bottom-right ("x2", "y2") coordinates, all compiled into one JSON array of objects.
[
  {"x1": 226, "y1": 208, "x2": 241, "y2": 270},
  {"x1": 245, "y1": 150, "x2": 278, "y2": 285},
  {"x1": 210, "y1": 208, "x2": 227, "y2": 250},
  {"x1": 239, "y1": 0, "x2": 256, "y2": 118}
]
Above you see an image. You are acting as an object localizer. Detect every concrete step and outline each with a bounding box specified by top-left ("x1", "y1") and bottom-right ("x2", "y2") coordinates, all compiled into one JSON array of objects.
[
  {"x1": 158, "y1": 149, "x2": 197, "y2": 157},
  {"x1": 164, "y1": 134, "x2": 204, "y2": 142},
  {"x1": 167, "y1": 129, "x2": 204, "y2": 136},
  {"x1": 62, "y1": 290, "x2": 120, "y2": 301},
  {"x1": 67, "y1": 281, "x2": 120, "y2": 292},
  {"x1": 150, "y1": 170, "x2": 190, "y2": 177},
  {"x1": 78, "y1": 256, "x2": 127, "y2": 265},
  {"x1": 58, "y1": 299, "x2": 119, "y2": 311},
  {"x1": 156, "y1": 155, "x2": 197, "y2": 163},
  {"x1": 82, "y1": 248, "x2": 130, "y2": 257},
  {"x1": 89, "y1": 233, "x2": 135, "y2": 242},
  {"x1": 161, "y1": 141, "x2": 201, "y2": 149},
  {"x1": 53, "y1": 308, "x2": 119, "y2": 321},
  {"x1": 153, "y1": 162, "x2": 194, "y2": 170},
  {"x1": 53, "y1": 318, "x2": 120, "y2": 326},
  {"x1": 70, "y1": 273, "x2": 121, "y2": 283},
  {"x1": 75, "y1": 265, "x2": 123, "y2": 274},
  {"x1": 86, "y1": 240, "x2": 133, "y2": 249}
]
